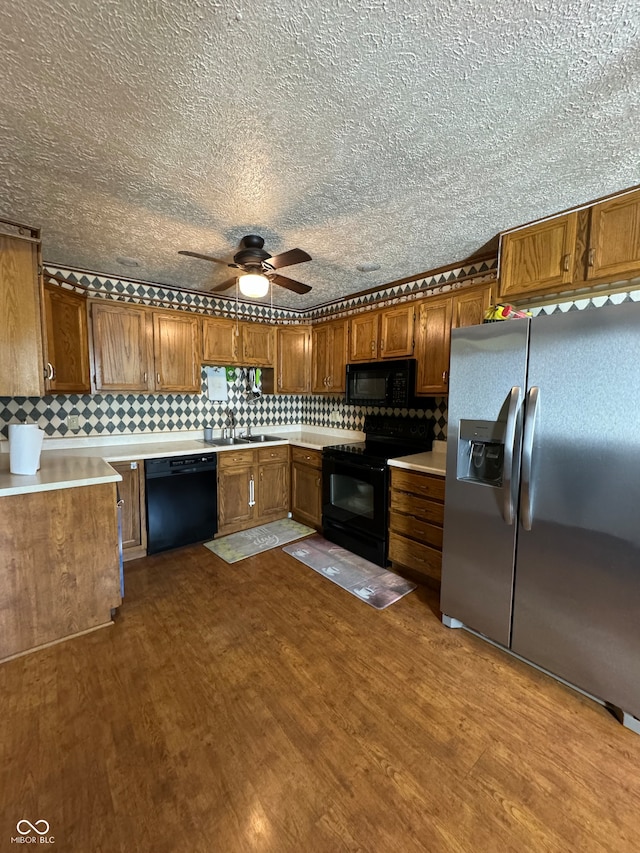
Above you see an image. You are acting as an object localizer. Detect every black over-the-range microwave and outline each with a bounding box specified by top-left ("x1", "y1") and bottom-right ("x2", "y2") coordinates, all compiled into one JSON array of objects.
[{"x1": 345, "y1": 359, "x2": 427, "y2": 408}]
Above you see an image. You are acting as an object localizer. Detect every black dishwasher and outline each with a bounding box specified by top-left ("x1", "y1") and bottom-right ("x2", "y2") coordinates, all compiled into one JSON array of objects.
[{"x1": 145, "y1": 454, "x2": 218, "y2": 554}]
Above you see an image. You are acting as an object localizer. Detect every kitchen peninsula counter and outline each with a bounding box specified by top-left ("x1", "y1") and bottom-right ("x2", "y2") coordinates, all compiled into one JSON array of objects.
[{"x1": 388, "y1": 441, "x2": 447, "y2": 476}]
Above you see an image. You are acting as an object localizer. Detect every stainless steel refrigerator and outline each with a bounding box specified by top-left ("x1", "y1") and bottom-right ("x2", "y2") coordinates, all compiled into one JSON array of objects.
[{"x1": 440, "y1": 301, "x2": 640, "y2": 732}]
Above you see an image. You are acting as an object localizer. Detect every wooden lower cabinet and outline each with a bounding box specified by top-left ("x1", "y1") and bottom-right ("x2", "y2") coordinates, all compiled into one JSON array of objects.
[
  {"x1": 290, "y1": 446, "x2": 322, "y2": 529},
  {"x1": 388, "y1": 467, "x2": 445, "y2": 588},
  {"x1": 0, "y1": 482, "x2": 121, "y2": 661},
  {"x1": 217, "y1": 446, "x2": 289, "y2": 536},
  {"x1": 111, "y1": 460, "x2": 147, "y2": 561}
]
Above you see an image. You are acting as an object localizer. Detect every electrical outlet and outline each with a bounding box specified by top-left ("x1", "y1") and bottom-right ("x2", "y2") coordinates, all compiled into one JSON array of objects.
[
  {"x1": 329, "y1": 410, "x2": 342, "y2": 424},
  {"x1": 67, "y1": 415, "x2": 80, "y2": 431}
]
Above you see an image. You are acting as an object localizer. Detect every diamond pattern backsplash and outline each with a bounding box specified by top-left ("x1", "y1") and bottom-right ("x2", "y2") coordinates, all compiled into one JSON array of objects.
[{"x1": 0, "y1": 366, "x2": 448, "y2": 440}]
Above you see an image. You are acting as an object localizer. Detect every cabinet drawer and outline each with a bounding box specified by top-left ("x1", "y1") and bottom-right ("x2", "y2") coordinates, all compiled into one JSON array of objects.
[
  {"x1": 258, "y1": 445, "x2": 289, "y2": 463},
  {"x1": 391, "y1": 468, "x2": 445, "y2": 501},
  {"x1": 388, "y1": 532, "x2": 442, "y2": 583},
  {"x1": 390, "y1": 490, "x2": 445, "y2": 525},
  {"x1": 389, "y1": 510, "x2": 443, "y2": 550},
  {"x1": 291, "y1": 446, "x2": 322, "y2": 468},
  {"x1": 218, "y1": 448, "x2": 256, "y2": 468}
]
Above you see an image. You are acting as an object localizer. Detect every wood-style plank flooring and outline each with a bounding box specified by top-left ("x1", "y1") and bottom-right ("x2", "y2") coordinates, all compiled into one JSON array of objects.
[{"x1": 1, "y1": 543, "x2": 640, "y2": 852}]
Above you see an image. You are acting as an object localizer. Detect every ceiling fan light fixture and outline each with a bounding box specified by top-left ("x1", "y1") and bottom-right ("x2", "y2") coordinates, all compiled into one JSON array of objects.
[{"x1": 239, "y1": 272, "x2": 270, "y2": 298}]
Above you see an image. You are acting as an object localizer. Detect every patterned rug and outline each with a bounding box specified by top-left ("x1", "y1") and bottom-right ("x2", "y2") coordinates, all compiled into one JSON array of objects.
[
  {"x1": 282, "y1": 535, "x2": 416, "y2": 610},
  {"x1": 204, "y1": 518, "x2": 315, "y2": 563}
]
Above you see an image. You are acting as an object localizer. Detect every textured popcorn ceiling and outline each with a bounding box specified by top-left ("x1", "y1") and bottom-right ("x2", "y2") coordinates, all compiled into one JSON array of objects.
[{"x1": 1, "y1": 0, "x2": 639, "y2": 309}]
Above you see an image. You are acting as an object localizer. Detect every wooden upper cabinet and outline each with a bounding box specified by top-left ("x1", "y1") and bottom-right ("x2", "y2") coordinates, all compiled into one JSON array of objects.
[
  {"x1": 91, "y1": 301, "x2": 153, "y2": 392},
  {"x1": 240, "y1": 322, "x2": 275, "y2": 367},
  {"x1": 153, "y1": 310, "x2": 202, "y2": 393},
  {"x1": 202, "y1": 316, "x2": 239, "y2": 364},
  {"x1": 43, "y1": 285, "x2": 91, "y2": 393},
  {"x1": 587, "y1": 188, "x2": 640, "y2": 282},
  {"x1": 0, "y1": 229, "x2": 45, "y2": 397},
  {"x1": 499, "y1": 212, "x2": 578, "y2": 299},
  {"x1": 415, "y1": 297, "x2": 453, "y2": 395},
  {"x1": 277, "y1": 326, "x2": 311, "y2": 394},
  {"x1": 312, "y1": 319, "x2": 347, "y2": 393},
  {"x1": 379, "y1": 304, "x2": 414, "y2": 358},
  {"x1": 349, "y1": 312, "x2": 379, "y2": 361},
  {"x1": 452, "y1": 284, "x2": 494, "y2": 329}
]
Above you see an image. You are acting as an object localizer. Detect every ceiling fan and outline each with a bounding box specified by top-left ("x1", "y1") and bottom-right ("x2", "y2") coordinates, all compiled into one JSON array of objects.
[{"x1": 178, "y1": 234, "x2": 312, "y2": 297}]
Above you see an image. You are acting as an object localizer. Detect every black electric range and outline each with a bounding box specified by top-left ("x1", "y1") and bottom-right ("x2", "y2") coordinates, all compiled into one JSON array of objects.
[{"x1": 322, "y1": 415, "x2": 435, "y2": 566}]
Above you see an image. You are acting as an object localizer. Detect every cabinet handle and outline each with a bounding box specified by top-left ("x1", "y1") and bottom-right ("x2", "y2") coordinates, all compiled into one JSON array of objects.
[
  {"x1": 156, "y1": 373, "x2": 161, "y2": 385},
  {"x1": 370, "y1": 340, "x2": 375, "y2": 351},
  {"x1": 46, "y1": 362, "x2": 55, "y2": 381},
  {"x1": 143, "y1": 372, "x2": 147, "y2": 383},
  {"x1": 260, "y1": 470, "x2": 264, "y2": 481},
  {"x1": 316, "y1": 477, "x2": 321, "y2": 486},
  {"x1": 588, "y1": 247, "x2": 596, "y2": 267},
  {"x1": 380, "y1": 339, "x2": 385, "y2": 351},
  {"x1": 442, "y1": 370, "x2": 449, "y2": 383},
  {"x1": 117, "y1": 498, "x2": 125, "y2": 508},
  {"x1": 562, "y1": 253, "x2": 571, "y2": 272}
]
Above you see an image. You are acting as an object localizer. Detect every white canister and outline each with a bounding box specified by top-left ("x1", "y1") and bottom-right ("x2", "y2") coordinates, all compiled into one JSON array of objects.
[{"x1": 8, "y1": 423, "x2": 45, "y2": 475}]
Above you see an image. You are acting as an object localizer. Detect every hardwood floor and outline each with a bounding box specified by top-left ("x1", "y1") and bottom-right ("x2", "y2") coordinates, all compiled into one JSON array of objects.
[{"x1": 1, "y1": 544, "x2": 640, "y2": 852}]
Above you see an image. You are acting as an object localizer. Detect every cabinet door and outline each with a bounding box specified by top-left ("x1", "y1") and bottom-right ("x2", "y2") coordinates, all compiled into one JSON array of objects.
[
  {"x1": 291, "y1": 462, "x2": 322, "y2": 529},
  {"x1": 415, "y1": 297, "x2": 453, "y2": 395},
  {"x1": 217, "y1": 465, "x2": 254, "y2": 534},
  {"x1": 349, "y1": 313, "x2": 379, "y2": 361},
  {"x1": 91, "y1": 301, "x2": 153, "y2": 392},
  {"x1": 202, "y1": 317, "x2": 239, "y2": 364},
  {"x1": 587, "y1": 188, "x2": 640, "y2": 281},
  {"x1": 0, "y1": 233, "x2": 44, "y2": 396},
  {"x1": 43, "y1": 285, "x2": 91, "y2": 393},
  {"x1": 277, "y1": 326, "x2": 311, "y2": 393},
  {"x1": 327, "y1": 319, "x2": 348, "y2": 393},
  {"x1": 257, "y1": 461, "x2": 289, "y2": 520},
  {"x1": 499, "y1": 213, "x2": 578, "y2": 299},
  {"x1": 240, "y1": 323, "x2": 275, "y2": 366},
  {"x1": 380, "y1": 305, "x2": 414, "y2": 358},
  {"x1": 452, "y1": 284, "x2": 493, "y2": 329},
  {"x1": 311, "y1": 323, "x2": 330, "y2": 393},
  {"x1": 153, "y1": 311, "x2": 202, "y2": 392},
  {"x1": 110, "y1": 460, "x2": 147, "y2": 559}
]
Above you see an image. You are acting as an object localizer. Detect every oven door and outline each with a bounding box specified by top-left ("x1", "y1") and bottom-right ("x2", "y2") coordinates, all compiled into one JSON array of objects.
[{"x1": 322, "y1": 455, "x2": 389, "y2": 564}]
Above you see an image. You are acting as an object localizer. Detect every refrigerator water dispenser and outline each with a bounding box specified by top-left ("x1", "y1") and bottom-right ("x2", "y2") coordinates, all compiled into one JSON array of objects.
[{"x1": 457, "y1": 420, "x2": 505, "y2": 486}]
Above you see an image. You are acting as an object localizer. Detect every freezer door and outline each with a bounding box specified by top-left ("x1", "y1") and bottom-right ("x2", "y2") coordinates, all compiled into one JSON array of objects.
[
  {"x1": 511, "y1": 301, "x2": 640, "y2": 717},
  {"x1": 441, "y1": 320, "x2": 529, "y2": 646}
]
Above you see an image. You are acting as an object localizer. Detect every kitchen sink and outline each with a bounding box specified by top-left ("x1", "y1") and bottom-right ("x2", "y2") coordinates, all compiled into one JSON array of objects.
[
  {"x1": 205, "y1": 437, "x2": 252, "y2": 446},
  {"x1": 244, "y1": 434, "x2": 283, "y2": 443}
]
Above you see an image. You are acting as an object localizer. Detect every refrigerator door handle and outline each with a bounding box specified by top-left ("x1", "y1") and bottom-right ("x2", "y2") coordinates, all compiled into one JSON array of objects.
[
  {"x1": 521, "y1": 386, "x2": 540, "y2": 531},
  {"x1": 502, "y1": 386, "x2": 522, "y2": 526}
]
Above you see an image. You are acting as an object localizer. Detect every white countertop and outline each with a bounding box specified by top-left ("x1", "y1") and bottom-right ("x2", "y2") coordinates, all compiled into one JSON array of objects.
[
  {"x1": 0, "y1": 427, "x2": 364, "y2": 498},
  {"x1": 0, "y1": 453, "x2": 122, "y2": 497},
  {"x1": 388, "y1": 441, "x2": 447, "y2": 476}
]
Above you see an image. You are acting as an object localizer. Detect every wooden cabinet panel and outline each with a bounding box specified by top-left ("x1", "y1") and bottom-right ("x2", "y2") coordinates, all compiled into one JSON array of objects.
[
  {"x1": 240, "y1": 322, "x2": 275, "y2": 366},
  {"x1": 389, "y1": 510, "x2": 443, "y2": 550},
  {"x1": 218, "y1": 448, "x2": 255, "y2": 468},
  {"x1": 153, "y1": 311, "x2": 202, "y2": 392},
  {"x1": 388, "y1": 532, "x2": 442, "y2": 584},
  {"x1": 391, "y1": 468, "x2": 446, "y2": 501},
  {"x1": 390, "y1": 490, "x2": 444, "y2": 526},
  {"x1": 312, "y1": 319, "x2": 348, "y2": 393},
  {"x1": 217, "y1": 465, "x2": 255, "y2": 534},
  {"x1": 380, "y1": 305, "x2": 414, "y2": 358},
  {"x1": 91, "y1": 301, "x2": 153, "y2": 392},
  {"x1": 0, "y1": 482, "x2": 121, "y2": 661},
  {"x1": 499, "y1": 213, "x2": 578, "y2": 299},
  {"x1": 349, "y1": 313, "x2": 379, "y2": 361},
  {"x1": 258, "y1": 445, "x2": 289, "y2": 463},
  {"x1": 415, "y1": 297, "x2": 453, "y2": 395},
  {"x1": 111, "y1": 460, "x2": 147, "y2": 560},
  {"x1": 588, "y1": 188, "x2": 640, "y2": 282},
  {"x1": 291, "y1": 460, "x2": 322, "y2": 529},
  {"x1": 452, "y1": 285, "x2": 493, "y2": 329},
  {"x1": 291, "y1": 446, "x2": 322, "y2": 468},
  {"x1": 257, "y1": 461, "x2": 289, "y2": 519},
  {"x1": 0, "y1": 231, "x2": 44, "y2": 397},
  {"x1": 202, "y1": 316, "x2": 239, "y2": 364},
  {"x1": 43, "y1": 284, "x2": 90, "y2": 393},
  {"x1": 277, "y1": 326, "x2": 311, "y2": 393}
]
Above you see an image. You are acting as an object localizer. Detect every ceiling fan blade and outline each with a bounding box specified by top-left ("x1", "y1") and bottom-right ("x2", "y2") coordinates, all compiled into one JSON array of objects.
[
  {"x1": 271, "y1": 273, "x2": 312, "y2": 294},
  {"x1": 266, "y1": 248, "x2": 312, "y2": 269},
  {"x1": 209, "y1": 276, "x2": 238, "y2": 293},
  {"x1": 178, "y1": 250, "x2": 228, "y2": 266}
]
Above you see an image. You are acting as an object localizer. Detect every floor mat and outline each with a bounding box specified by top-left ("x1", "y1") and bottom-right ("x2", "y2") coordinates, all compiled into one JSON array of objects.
[
  {"x1": 204, "y1": 519, "x2": 315, "y2": 563},
  {"x1": 282, "y1": 534, "x2": 416, "y2": 610}
]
